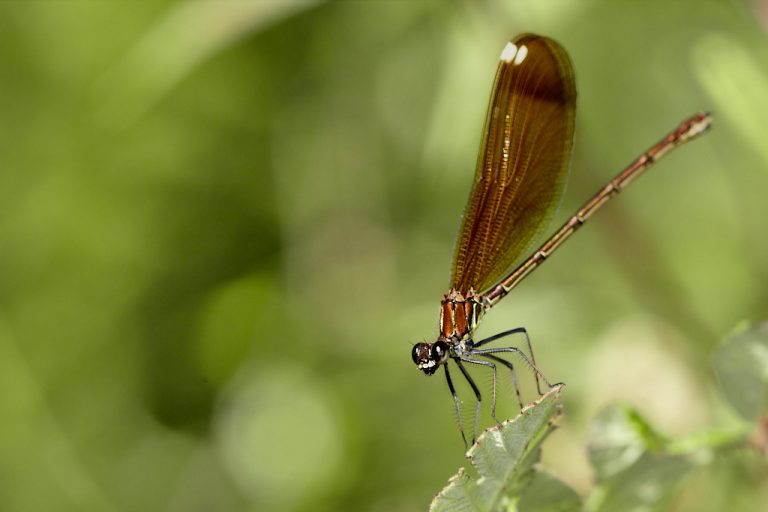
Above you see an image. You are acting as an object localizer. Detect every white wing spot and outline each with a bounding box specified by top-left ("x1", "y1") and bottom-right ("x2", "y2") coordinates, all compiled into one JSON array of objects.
[
  {"x1": 499, "y1": 42, "x2": 518, "y2": 63},
  {"x1": 514, "y1": 44, "x2": 528, "y2": 65}
]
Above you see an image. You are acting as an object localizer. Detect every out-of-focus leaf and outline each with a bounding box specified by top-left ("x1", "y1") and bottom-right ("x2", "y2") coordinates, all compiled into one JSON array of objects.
[
  {"x1": 430, "y1": 386, "x2": 564, "y2": 512},
  {"x1": 712, "y1": 322, "x2": 768, "y2": 421},
  {"x1": 584, "y1": 402, "x2": 754, "y2": 512},
  {"x1": 586, "y1": 405, "x2": 667, "y2": 481},
  {"x1": 585, "y1": 406, "x2": 693, "y2": 512},
  {"x1": 585, "y1": 451, "x2": 693, "y2": 512},
  {"x1": 515, "y1": 469, "x2": 582, "y2": 512}
]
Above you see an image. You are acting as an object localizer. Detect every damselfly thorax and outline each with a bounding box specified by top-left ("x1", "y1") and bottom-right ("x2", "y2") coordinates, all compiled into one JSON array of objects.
[{"x1": 439, "y1": 289, "x2": 484, "y2": 342}]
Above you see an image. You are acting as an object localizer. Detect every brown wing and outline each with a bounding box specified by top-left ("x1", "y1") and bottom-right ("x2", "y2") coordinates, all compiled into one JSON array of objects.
[{"x1": 450, "y1": 34, "x2": 576, "y2": 293}]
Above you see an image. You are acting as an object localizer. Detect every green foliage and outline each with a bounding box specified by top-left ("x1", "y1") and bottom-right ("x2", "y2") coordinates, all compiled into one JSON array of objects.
[
  {"x1": 585, "y1": 406, "x2": 698, "y2": 512},
  {"x1": 516, "y1": 470, "x2": 582, "y2": 512},
  {"x1": 430, "y1": 386, "x2": 567, "y2": 512},
  {"x1": 712, "y1": 322, "x2": 768, "y2": 421}
]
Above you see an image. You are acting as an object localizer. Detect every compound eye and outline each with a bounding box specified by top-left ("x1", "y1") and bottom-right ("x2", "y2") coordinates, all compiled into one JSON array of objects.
[
  {"x1": 412, "y1": 343, "x2": 429, "y2": 364},
  {"x1": 430, "y1": 341, "x2": 448, "y2": 361}
]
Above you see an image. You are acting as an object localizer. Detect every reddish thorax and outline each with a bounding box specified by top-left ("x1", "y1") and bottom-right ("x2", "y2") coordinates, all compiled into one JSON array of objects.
[{"x1": 439, "y1": 289, "x2": 484, "y2": 341}]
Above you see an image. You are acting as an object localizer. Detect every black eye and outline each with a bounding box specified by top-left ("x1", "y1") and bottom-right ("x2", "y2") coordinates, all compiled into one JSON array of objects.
[
  {"x1": 412, "y1": 343, "x2": 429, "y2": 364},
  {"x1": 430, "y1": 341, "x2": 448, "y2": 360}
]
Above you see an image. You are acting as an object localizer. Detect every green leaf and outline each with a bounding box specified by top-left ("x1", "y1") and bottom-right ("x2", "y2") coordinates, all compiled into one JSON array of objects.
[
  {"x1": 583, "y1": 403, "x2": 754, "y2": 512},
  {"x1": 515, "y1": 469, "x2": 582, "y2": 512},
  {"x1": 581, "y1": 319, "x2": 768, "y2": 512},
  {"x1": 585, "y1": 406, "x2": 694, "y2": 512},
  {"x1": 586, "y1": 405, "x2": 668, "y2": 481},
  {"x1": 712, "y1": 322, "x2": 768, "y2": 421},
  {"x1": 430, "y1": 386, "x2": 567, "y2": 512},
  {"x1": 585, "y1": 452, "x2": 693, "y2": 512}
]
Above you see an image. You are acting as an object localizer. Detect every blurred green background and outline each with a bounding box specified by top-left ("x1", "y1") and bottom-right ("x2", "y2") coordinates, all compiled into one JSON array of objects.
[{"x1": 1, "y1": 1, "x2": 766, "y2": 511}]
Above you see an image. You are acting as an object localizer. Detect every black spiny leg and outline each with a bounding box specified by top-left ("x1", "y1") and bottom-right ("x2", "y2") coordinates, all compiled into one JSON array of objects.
[
  {"x1": 444, "y1": 364, "x2": 468, "y2": 451},
  {"x1": 458, "y1": 356, "x2": 502, "y2": 425},
  {"x1": 454, "y1": 359, "x2": 483, "y2": 445},
  {"x1": 472, "y1": 327, "x2": 528, "y2": 348},
  {"x1": 472, "y1": 346, "x2": 562, "y2": 389},
  {"x1": 482, "y1": 353, "x2": 524, "y2": 410},
  {"x1": 473, "y1": 327, "x2": 544, "y2": 395}
]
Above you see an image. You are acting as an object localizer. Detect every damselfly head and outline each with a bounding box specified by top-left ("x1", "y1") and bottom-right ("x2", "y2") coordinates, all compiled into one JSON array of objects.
[{"x1": 412, "y1": 340, "x2": 449, "y2": 376}]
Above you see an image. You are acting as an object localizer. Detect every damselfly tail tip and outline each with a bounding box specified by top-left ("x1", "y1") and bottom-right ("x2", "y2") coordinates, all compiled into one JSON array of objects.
[{"x1": 681, "y1": 111, "x2": 713, "y2": 142}]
